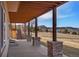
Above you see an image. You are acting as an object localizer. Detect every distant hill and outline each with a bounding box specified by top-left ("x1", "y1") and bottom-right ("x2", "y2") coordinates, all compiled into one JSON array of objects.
[
  {"x1": 57, "y1": 27, "x2": 79, "y2": 31},
  {"x1": 38, "y1": 25, "x2": 52, "y2": 32},
  {"x1": 38, "y1": 25, "x2": 79, "y2": 35},
  {"x1": 57, "y1": 27, "x2": 79, "y2": 35}
]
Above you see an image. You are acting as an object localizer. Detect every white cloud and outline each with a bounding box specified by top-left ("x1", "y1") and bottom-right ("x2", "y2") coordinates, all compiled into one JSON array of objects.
[
  {"x1": 37, "y1": 2, "x2": 76, "y2": 21},
  {"x1": 57, "y1": 14, "x2": 72, "y2": 19},
  {"x1": 38, "y1": 10, "x2": 52, "y2": 20},
  {"x1": 38, "y1": 10, "x2": 74, "y2": 20},
  {"x1": 57, "y1": 13, "x2": 75, "y2": 19}
]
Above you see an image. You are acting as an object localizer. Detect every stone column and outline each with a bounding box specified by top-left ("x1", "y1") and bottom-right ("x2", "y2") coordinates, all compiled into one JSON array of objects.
[
  {"x1": 17, "y1": 25, "x2": 22, "y2": 39},
  {"x1": 47, "y1": 41, "x2": 63, "y2": 57},
  {"x1": 15, "y1": 23, "x2": 17, "y2": 39},
  {"x1": 24, "y1": 23, "x2": 27, "y2": 39},
  {"x1": 32, "y1": 18, "x2": 40, "y2": 46},
  {"x1": 27, "y1": 22, "x2": 31, "y2": 42},
  {"x1": 47, "y1": 8, "x2": 63, "y2": 57},
  {"x1": 32, "y1": 37, "x2": 40, "y2": 46}
]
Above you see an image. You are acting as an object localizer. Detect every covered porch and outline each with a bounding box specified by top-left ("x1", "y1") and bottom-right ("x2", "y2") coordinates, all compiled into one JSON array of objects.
[{"x1": 7, "y1": 1, "x2": 67, "y2": 57}]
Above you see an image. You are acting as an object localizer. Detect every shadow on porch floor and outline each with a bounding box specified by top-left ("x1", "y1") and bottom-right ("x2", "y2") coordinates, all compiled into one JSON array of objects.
[{"x1": 7, "y1": 39, "x2": 47, "y2": 57}]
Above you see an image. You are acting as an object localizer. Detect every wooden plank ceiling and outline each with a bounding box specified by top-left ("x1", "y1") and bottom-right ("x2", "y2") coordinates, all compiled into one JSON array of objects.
[{"x1": 8, "y1": 1, "x2": 67, "y2": 23}]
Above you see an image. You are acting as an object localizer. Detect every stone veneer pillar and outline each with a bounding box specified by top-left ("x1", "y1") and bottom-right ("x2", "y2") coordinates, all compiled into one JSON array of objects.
[
  {"x1": 32, "y1": 18, "x2": 40, "y2": 46},
  {"x1": 47, "y1": 41, "x2": 63, "y2": 57},
  {"x1": 47, "y1": 7, "x2": 63, "y2": 57},
  {"x1": 27, "y1": 35, "x2": 31, "y2": 42},
  {"x1": 32, "y1": 37, "x2": 40, "y2": 46},
  {"x1": 27, "y1": 22, "x2": 31, "y2": 42}
]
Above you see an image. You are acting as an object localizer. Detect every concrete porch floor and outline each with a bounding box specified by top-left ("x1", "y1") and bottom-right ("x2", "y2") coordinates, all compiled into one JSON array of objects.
[
  {"x1": 7, "y1": 39, "x2": 47, "y2": 57},
  {"x1": 7, "y1": 39, "x2": 67, "y2": 57}
]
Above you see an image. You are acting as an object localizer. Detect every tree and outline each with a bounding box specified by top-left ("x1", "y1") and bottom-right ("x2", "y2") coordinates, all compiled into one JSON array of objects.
[
  {"x1": 72, "y1": 32, "x2": 77, "y2": 35},
  {"x1": 64, "y1": 29, "x2": 69, "y2": 34}
]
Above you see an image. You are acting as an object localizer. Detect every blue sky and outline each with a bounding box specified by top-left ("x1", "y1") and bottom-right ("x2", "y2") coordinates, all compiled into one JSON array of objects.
[{"x1": 38, "y1": 1, "x2": 79, "y2": 28}]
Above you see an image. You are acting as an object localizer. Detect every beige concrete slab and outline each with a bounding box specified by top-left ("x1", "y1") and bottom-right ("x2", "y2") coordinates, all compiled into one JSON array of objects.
[
  {"x1": 7, "y1": 39, "x2": 67, "y2": 57},
  {"x1": 7, "y1": 40, "x2": 47, "y2": 57}
]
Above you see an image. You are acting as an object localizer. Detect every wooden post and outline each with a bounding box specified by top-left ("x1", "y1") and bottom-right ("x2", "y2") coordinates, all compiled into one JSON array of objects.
[
  {"x1": 24, "y1": 23, "x2": 26, "y2": 39},
  {"x1": 20, "y1": 24, "x2": 22, "y2": 39},
  {"x1": 17, "y1": 24, "x2": 22, "y2": 39},
  {"x1": 47, "y1": 8, "x2": 63, "y2": 57},
  {"x1": 28, "y1": 22, "x2": 30, "y2": 36},
  {"x1": 52, "y1": 8, "x2": 57, "y2": 41},
  {"x1": 15, "y1": 23, "x2": 16, "y2": 39},
  {"x1": 27, "y1": 22, "x2": 31, "y2": 41},
  {"x1": 35, "y1": 18, "x2": 38, "y2": 38},
  {"x1": 15, "y1": 23, "x2": 16, "y2": 30},
  {"x1": 10, "y1": 23, "x2": 12, "y2": 39},
  {"x1": 30, "y1": 22, "x2": 32, "y2": 36},
  {"x1": 32, "y1": 18, "x2": 40, "y2": 46}
]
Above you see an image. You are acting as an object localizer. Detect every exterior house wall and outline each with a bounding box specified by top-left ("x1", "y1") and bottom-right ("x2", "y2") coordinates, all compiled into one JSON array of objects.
[{"x1": 1, "y1": 2, "x2": 10, "y2": 57}]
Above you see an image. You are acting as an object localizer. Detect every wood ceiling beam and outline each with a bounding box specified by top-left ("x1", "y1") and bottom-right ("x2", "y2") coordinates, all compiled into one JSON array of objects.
[
  {"x1": 26, "y1": 2, "x2": 68, "y2": 22},
  {"x1": 18, "y1": 1, "x2": 60, "y2": 9},
  {"x1": 9, "y1": 1, "x2": 68, "y2": 23},
  {"x1": 20, "y1": 1, "x2": 63, "y2": 5}
]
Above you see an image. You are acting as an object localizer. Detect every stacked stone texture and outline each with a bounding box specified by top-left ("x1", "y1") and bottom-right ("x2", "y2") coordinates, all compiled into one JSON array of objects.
[
  {"x1": 32, "y1": 37, "x2": 40, "y2": 46},
  {"x1": 47, "y1": 41, "x2": 63, "y2": 57}
]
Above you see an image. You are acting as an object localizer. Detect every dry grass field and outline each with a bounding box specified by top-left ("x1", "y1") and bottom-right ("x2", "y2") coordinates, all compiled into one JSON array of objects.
[
  {"x1": 32, "y1": 32, "x2": 79, "y2": 57},
  {"x1": 11, "y1": 31, "x2": 79, "y2": 57}
]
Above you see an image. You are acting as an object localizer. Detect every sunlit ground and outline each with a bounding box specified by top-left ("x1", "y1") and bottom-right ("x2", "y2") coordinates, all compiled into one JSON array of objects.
[
  {"x1": 32, "y1": 32, "x2": 79, "y2": 57},
  {"x1": 11, "y1": 31, "x2": 79, "y2": 57}
]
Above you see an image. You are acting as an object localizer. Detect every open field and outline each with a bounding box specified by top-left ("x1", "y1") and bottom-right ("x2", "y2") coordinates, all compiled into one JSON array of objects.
[
  {"x1": 11, "y1": 31, "x2": 79, "y2": 56},
  {"x1": 32, "y1": 32, "x2": 79, "y2": 57}
]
